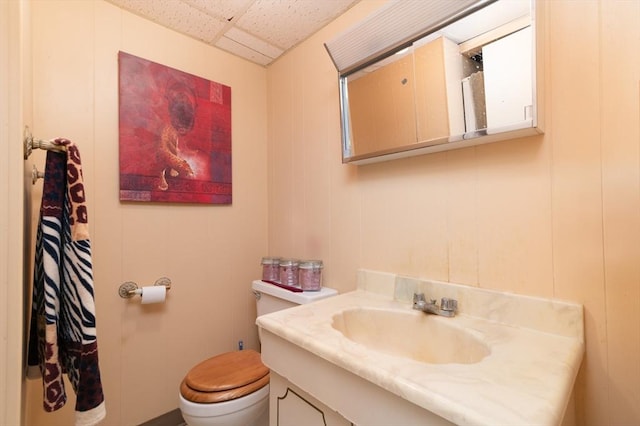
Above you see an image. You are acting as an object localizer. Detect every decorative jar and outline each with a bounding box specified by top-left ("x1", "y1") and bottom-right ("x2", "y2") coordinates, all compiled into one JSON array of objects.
[
  {"x1": 299, "y1": 260, "x2": 323, "y2": 291},
  {"x1": 279, "y1": 259, "x2": 300, "y2": 287},
  {"x1": 260, "y1": 257, "x2": 281, "y2": 282}
]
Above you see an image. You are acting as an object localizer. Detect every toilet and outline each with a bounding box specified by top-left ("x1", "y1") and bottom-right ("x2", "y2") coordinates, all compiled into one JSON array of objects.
[{"x1": 178, "y1": 279, "x2": 337, "y2": 426}]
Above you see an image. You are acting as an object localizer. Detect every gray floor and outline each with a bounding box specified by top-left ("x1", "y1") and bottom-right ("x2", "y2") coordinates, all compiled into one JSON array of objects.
[{"x1": 138, "y1": 408, "x2": 185, "y2": 426}]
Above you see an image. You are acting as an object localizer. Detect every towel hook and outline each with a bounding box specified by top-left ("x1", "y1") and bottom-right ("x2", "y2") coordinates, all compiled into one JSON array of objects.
[{"x1": 31, "y1": 165, "x2": 44, "y2": 185}]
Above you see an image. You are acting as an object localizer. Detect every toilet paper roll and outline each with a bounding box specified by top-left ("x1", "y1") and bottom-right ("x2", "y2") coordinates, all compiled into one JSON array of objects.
[{"x1": 140, "y1": 285, "x2": 166, "y2": 304}]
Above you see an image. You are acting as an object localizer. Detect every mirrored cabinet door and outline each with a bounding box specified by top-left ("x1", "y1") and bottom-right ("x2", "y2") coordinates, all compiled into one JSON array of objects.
[{"x1": 346, "y1": 50, "x2": 416, "y2": 157}]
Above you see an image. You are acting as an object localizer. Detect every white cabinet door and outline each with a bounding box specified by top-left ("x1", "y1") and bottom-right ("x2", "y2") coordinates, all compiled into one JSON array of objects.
[
  {"x1": 483, "y1": 26, "x2": 533, "y2": 129},
  {"x1": 270, "y1": 372, "x2": 352, "y2": 426}
]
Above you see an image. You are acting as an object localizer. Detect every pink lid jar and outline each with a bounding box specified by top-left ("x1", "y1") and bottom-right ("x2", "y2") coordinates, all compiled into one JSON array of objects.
[
  {"x1": 260, "y1": 257, "x2": 281, "y2": 282},
  {"x1": 299, "y1": 260, "x2": 323, "y2": 291}
]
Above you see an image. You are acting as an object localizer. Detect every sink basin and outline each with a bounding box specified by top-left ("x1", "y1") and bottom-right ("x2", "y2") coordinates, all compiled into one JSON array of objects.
[{"x1": 332, "y1": 307, "x2": 490, "y2": 364}]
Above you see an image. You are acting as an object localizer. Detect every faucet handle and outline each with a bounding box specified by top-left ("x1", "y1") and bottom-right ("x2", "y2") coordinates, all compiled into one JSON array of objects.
[
  {"x1": 413, "y1": 293, "x2": 426, "y2": 310},
  {"x1": 440, "y1": 297, "x2": 458, "y2": 312}
]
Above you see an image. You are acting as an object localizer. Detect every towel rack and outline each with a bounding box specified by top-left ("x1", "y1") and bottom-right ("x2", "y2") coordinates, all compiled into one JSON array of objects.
[{"x1": 23, "y1": 126, "x2": 66, "y2": 159}]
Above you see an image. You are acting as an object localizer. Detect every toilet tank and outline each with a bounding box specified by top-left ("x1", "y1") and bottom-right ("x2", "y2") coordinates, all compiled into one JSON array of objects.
[{"x1": 252, "y1": 280, "x2": 338, "y2": 317}]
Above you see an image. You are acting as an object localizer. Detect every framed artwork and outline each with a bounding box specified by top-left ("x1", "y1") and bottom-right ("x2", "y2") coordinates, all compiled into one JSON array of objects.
[{"x1": 118, "y1": 51, "x2": 232, "y2": 204}]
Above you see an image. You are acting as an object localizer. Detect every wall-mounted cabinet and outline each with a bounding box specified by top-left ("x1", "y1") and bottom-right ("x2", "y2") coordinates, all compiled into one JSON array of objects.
[{"x1": 326, "y1": 0, "x2": 543, "y2": 165}]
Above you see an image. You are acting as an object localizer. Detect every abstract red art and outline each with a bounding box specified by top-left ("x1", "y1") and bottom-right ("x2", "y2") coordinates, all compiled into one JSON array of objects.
[{"x1": 118, "y1": 51, "x2": 232, "y2": 204}]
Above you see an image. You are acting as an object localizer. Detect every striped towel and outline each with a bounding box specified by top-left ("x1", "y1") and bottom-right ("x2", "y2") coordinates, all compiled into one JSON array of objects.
[{"x1": 28, "y1": 139, "x2": 106, "y2": 426}]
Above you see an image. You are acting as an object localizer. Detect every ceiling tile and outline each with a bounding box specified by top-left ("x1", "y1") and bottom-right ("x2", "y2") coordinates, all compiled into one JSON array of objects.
[
  {"x1": 104, "y1": 0, "x2": 361, "y2": 66},
  {"x1": 225, "y1": 26, "x2": 284, "y2": 59},
  {"x1": 184, "y1": 0, "x2": 254, "y2": 22},
  {"x1": 236, "y1": 0, "x2": 359, "y2": 49},
  {"x1": 144, "y1": 0, "x2": 226, "y2": 43},
  {"x1": 215, "y1": 36, "x2": 273, "y2": 66}
]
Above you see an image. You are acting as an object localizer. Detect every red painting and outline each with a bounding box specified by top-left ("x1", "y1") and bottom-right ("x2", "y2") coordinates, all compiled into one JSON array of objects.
[{"x1": 118, "y1": 51, "x2": 232, "y2": 204}]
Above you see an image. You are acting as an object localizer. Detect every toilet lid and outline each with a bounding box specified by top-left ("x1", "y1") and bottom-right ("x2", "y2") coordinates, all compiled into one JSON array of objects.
[{"x1": 181, "y1": 350, "x2": 270, "y2": 403}]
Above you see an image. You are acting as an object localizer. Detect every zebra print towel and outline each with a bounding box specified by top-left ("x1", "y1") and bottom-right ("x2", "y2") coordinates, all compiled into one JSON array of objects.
[{"x1": 28, "y1": 139, "x2": 106, "y2": 426}]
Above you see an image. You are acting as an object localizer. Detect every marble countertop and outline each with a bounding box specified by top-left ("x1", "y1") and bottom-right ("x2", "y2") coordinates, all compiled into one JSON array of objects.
[{"x1": 256, "y1": 272, "x2": 584, "y2": 426}]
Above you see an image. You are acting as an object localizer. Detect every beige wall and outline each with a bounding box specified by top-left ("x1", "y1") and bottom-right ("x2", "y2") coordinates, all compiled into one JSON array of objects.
[
  {"x1": 24, "y1": 0, "x2": 268, "y2": 424},
  {"x1": 2, "y1": 0, "x2": 31, "y2": 424},
  {"x1": 9, "y1": 0, "x2": 639, "y2": 425},
  {"x1": 267, "y1": 1, "x2": 640, "y2": 425}
]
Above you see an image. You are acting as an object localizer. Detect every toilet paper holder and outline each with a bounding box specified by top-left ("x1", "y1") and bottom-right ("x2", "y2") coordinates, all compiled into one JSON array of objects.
[{"x1": 118, "y1": 277, "x2": 172, "y2": 299}]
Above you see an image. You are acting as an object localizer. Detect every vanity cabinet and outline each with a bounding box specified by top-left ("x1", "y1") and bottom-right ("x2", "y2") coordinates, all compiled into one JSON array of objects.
[
  {"x1": 260, "y1": 327, "x2": 454, "y2": 426},
  {"x1": 257, "y1": 270, "x2": 583, "y2": 426},
  {"x1": 269, "y1": 372, "x2": 351, "y2": 426}
]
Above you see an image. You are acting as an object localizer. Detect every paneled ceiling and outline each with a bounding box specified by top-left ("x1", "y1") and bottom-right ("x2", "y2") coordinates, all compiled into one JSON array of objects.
[{"x1": 105, "y1": 0, "x2": 361, "y2": 66}]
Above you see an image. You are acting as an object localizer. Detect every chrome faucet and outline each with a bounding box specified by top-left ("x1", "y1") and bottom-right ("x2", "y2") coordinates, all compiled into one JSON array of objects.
[{"x1": 412, "y1": 293, "x2": 458, "y2": 317}]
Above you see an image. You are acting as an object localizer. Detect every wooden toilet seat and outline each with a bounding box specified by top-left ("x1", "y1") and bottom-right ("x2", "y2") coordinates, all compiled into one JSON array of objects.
[{"x1": 180, "y1": 349, "x2": 270, "y2": 403}]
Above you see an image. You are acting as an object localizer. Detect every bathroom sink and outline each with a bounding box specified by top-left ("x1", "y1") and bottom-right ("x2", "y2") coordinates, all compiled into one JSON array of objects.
[
  {"x1": 259, "y1": 280, "x2": 585, "y2": 426},
  {"x1": 331, "y1": 307, "x2": 490, "y2": 364}
]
